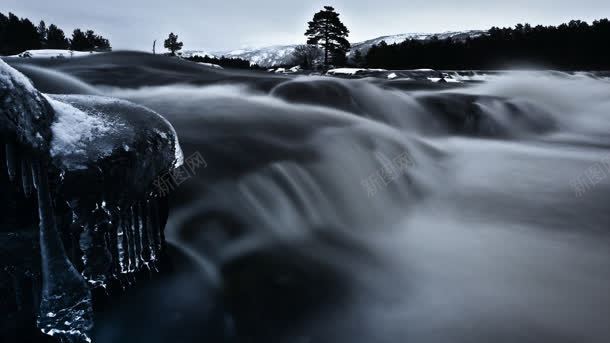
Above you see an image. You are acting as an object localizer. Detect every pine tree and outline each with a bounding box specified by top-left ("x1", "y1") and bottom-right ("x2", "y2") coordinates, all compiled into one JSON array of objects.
[
  {"x1": 70, "y1": 28, "x2": 89, "y2": 50},
  {"x1": 94, "y1": 35, "x2": 111, "y2": 51},
  {"x1": 0, "y1": 12, "x2": 109, "y2": 54},
  {"x1": 164, "y1": 32, "x2": 183, "y2": 56},
  {"x1": 305, "y1": 6, "x2": 350, "y2": 67},
  {"x1": 85, "y1": 30, "x2": 97, "y2": 48},
  {"x1": 5, "y1": 14, "x2": 41, "y2": 54},
  {"x1": 70, "y1": 29, "x2": 111, "y2": 51},
  {"x1": 37, "y1": 20, "x2": 47, "y2": 47},
  {"x1": 46, "y1": 24, "x2": 69, "y2": 49},
  {"x1": 0, "y1": 13, "x2": 9, "y2": 55}
]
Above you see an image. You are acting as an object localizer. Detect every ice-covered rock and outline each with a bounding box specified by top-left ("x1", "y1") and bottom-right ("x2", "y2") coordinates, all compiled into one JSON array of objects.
[
  {"x1": 0, "y1": 59, "x2": 182, "y2": 343},
  {"x1": 47, "y1": 95, "x2": 182, "y2": 174},
  {"x1": 47, "y1": 94, "x2": 182, "y2": 288},
  {"x1": 0, "y1": 58, "x2": 54, "y2": 152}
]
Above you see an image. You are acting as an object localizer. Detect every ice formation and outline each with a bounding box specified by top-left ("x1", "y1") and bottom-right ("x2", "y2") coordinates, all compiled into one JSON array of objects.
[{"x1": 0, "y1": 59, "x2": 181, "y2": 342}]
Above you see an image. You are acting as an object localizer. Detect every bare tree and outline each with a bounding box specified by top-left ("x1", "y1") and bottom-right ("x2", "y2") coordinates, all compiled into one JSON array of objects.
[{"x1": 292, "y1": 45, "x2": 323, "y2": 69}]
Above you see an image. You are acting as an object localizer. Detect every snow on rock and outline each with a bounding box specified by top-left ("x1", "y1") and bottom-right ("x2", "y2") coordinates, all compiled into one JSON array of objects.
[
  {"x1": 427, "y1": 77, "x2": 461, "y2": 83},
  {"x1": 327, "y1": 68, "x2": 365, "y2": 75},
  {"x1": 0, "y1": 57, "x2": 38, "y2": 94},
  {"x1": 197, "y1": 62, "x2": 224, "y2": 69},
  {"x1": 8, "y1": 49, "x2": 99, "y2": 59},
  {"x1": 266, "y1": 66, "x2": 303, "y2": 74},
  {"x1": 46, "y1": 95, "x2": 117, "y2": 162},
  {"x1": 446, "y1": 71, "x2": 496, "y2": 82},
  {"x1": 46, "y1": 94, "x2": 183, "y2": 172},
  {"x1": 0, "y1": 58, "x2": 54, "y2": 151}
]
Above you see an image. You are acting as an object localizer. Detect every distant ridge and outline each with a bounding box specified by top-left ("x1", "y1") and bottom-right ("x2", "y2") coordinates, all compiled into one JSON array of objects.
[{"x1": 182, "y1": 30, "x2": 485, "y2": 67}]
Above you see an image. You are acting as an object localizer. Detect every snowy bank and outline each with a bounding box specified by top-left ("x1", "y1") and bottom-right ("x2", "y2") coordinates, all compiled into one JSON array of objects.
[
  {"x1": 326, "y1": 68, "x2": 387, "y2": 76},
  {"x1": 7, "y1": 49, "x2": 100, "y2": 58}
]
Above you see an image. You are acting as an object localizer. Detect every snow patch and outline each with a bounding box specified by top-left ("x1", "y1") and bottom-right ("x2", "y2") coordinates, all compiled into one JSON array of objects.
[
  {"x1": 8, "y1": 49, "x2": 98, "y2": 58},
  {"x1": 46, "y1": 96, "x2": 115, "y2": 158},
  {"x1": 197, "y1": 62, "x2": 223, "y2": 69},
  {"x1": 0, "y1": 58, "x2": 38, "y2": 94},
  {"x1": 427, "y1": 77, "x2": 461, "y2": 83},
  {"x1": 327, "y1": 68, "x2": 365, "y2": 75},
  {"x1": 327, "y1": 68, "x2": 387, "y2": 75},
  {"x1": 173, "y1": 136, "x2": 184, "y2": 168}
]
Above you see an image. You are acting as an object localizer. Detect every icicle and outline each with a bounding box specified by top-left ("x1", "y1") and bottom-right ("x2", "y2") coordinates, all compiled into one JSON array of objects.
[
  {"x1": 148, "y1": 198, "x2": 161, "y2": 254},
  {"x1": 123, "y1": 212, "x2": 135, "y2": 273},
  {"x1": 34, "y1": 160, "x2": 93, "y2": 343},
  {"x1": 146, "y1": 200, "x2": 160, "y2": 271},
  {"x1": 21, "y1": 158, "x2": 33, "y2": 196},
  {"x1": 116, "y1": 214, "x2": 128, "y2": 274},
  {"x1": 79, "y1": 204, "x2": 113, "y2": 288},
  {"x1": 137, "y1": 203, "x2": 146, "y2": 268},
  {"x1": 148, "y1": 200, "x2": 158, "y2": 263},
  {"x1": 31, "y1": 159, "x2": 39, "y2": 189},
  {"x1": 130, "y1": 205, "x2": 141, "y2": 270},
  {"x1": 106, "y1": 211, "x2": 120, "y2": 281},
  {"x1": 123, "y1": 211, "x2": 135, "y2": 273},
  {"x1": 140, "y1": 201, "x2": 153, "y2": 268},
  {"x1": 5, "y1": 142, "x2": 18, "y2": 181}
]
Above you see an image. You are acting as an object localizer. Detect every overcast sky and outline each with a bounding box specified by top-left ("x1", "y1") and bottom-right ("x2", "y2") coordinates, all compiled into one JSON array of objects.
[{"x1": 3, "y1": 0, "x2": 610, "y2": 52}]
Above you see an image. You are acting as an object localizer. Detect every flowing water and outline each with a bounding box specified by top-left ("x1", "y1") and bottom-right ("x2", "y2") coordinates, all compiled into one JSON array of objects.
[{"x1": 8, "y1": 54, "x2": 610, "y2": 343}]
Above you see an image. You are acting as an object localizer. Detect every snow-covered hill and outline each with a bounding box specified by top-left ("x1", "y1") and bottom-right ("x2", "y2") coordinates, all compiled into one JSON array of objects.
[
  {"x1": 349, "y1": 30, "x2": 485, "y2": 57},
  {"x1": 194, "y1": 30, "x2": 485, "y2": 67},
  {"x1": 216, "y1": 45, "x2": 299, "y2": 67},
  {"x1": 7, "y1": 49, "x2": 101, "y2": 58}
]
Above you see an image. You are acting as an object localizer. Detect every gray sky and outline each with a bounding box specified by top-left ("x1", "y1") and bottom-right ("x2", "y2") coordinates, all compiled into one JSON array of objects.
[{"x1": 3, "y1": 0, "x2": 610, "y2": 52}]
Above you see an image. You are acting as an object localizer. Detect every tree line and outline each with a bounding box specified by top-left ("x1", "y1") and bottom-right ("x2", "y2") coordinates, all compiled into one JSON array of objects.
[
  {"x1": 0, "y1": 12, "x2": 111, "y2": 56},
  {"x1": 294, "y1": 7, "x2": 610, "y2": 71},
  {"x1": 185, "y1": 54, "x2": 260, "y2": 69},
  {"x1": 365, "y1": 19, "x2": 610, "y2": 70}
]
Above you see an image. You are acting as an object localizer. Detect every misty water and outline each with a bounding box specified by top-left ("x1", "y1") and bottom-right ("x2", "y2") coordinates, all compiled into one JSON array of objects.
[{"x1": 8, "y1": 53, "x2": 610, "y2": 342}]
